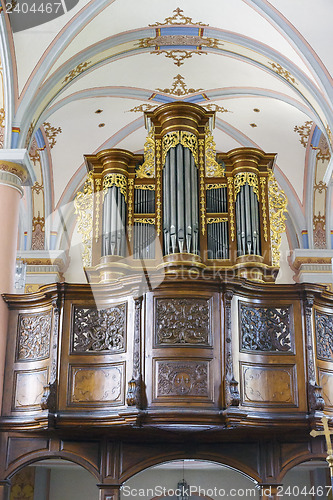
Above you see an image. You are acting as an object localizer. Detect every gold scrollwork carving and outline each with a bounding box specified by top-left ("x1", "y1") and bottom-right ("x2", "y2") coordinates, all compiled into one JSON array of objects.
[
  {"x1": 134, "y1": 184, "x2": 155, "y2": 190},
  {"x1": 74, "y1": 172, "x2": 94, "y2": 267},
  {"x1": 227, "y1": 177, "x2": 235, "y2": 241},
  {"x1": 94, "y1": 178, "x2": 102, "y2": 242},
  {"x1": 198, "y1": 139, "x2": 206, "y2": 235},
  {"x1": 206, "y1": 183, "x2": 226, "y2": 190},
  {"x1": 207, "y1": 217, "x2": 228, "y2": 224},
  {"x1": 234, "y1": 172, "x2": 259, "y2": 200},
  {"x1": 155, "y1": 139, "x2": 162, "y2": 235},
  {"x1": 103, "y1": 173, "x2": 127, "y2": 201},
  {"x1": 128, "y1": 178, "x2": 134, "y2": 241},
  {"x1": 162, "y1": 131, "x2": 198, "y2": 167},
  {"x1": 268, "y1": 169, "x2": 288, "y2": 267},
  {"x1": 134, "y1": 218, "x2": 155, "y2": 225},
  {"x1": 136, "y1": 127, "x2": 155, "y2": 178},
  {"x1": 205, "y1": 126, "x2": 225, "y2": 177},
  {"x1": 260, "y1": 177, "x2": 268, "y2": 242}
]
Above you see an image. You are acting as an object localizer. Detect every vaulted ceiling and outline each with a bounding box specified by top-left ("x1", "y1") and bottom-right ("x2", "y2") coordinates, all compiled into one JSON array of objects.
[{"x1": 0, "y1": 0, "x2": 332, "y2": 281}]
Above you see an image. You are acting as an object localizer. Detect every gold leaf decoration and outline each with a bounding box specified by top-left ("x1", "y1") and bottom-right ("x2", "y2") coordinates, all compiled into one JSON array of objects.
[
  {"x1": 156, "y1": 74, "x2": 203, "y2": 96},
  {"x1": 268, "y1": 169, "x2": 288, "y2": 267},
  {"x1": 129, "y1": 104, "x2": 157, "y2": 113},
  {"x1": 149, "y1": 7, "x2": 208, "y2": 27},
  {"x1": 205, "y1": 126, "x2": 225, "y2": 177},
  {"x1": 62, "y1": 61, "x2": 91, "y2": 84},
  {"x1": 74, "y1": 173, "x2": 94, "y2": 267},
  {"x1": 136, "y1": 127, "x2": 155, "y2": 178},
  {"x1": 294, "y1": 120, "x2": 313, "y2": 147},
  {"x1": 269, "y1": 62, "x2": 298, "y2": 85}
]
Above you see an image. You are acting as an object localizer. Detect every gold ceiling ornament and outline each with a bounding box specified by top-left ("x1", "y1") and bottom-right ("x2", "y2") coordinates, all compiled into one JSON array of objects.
[
  {"x1": 294, "y1": 120, "x2": 313, "y2": 147},
  {"x1": 153, "y1": 49, "x2": 207, "y2": 67},
  {"x1": 136, "y1": 127, "x2": 155, "y2": 178},
  {"x1": 234, "y1": 172, "x2": 259, "y2": 200},
  {"x1": 62, "y1": 61, "x2": 92, "y2": 85},
  {"x1": 103, "y1": 173, "x2": 127, "y2": 201},
  {"x1": 43, "y1": 122, "x2": 62, "y2": 149},
  {"x1": 156, "y1": 74, "x2": 203, "y2": 96},
  {"x1": 139, "y1": 34, "x2": 219, "y2": 49},
  {"x1": 25, "y1": 120, "x2": 36, "y2": 149},
  {"x1": 129, "y1": 104, "x2": 157, "y2": 113},
  {"x1": 314, "y1": 180, "x2": 327, "y2": 193},
  {"x1": 149, "y1": 7, "x2": 208, "y2": 27},
  {"x1": 31, "y1": 181, "x2": 44, "y2": 194},
  {"x1": 161, "y1": 131, "x2": 198, "y2": 167},
  {"x1": 205, "y1": 126, "x2": 225, "y2": 177},
  {"x1": 268, "y1": 169, "x2": 288, "y2": 267},
  {"x1": 314, "y1": 134, "x2": 331, "y2": 162},
  {"x1": 74, "y1": 172, "x2": 94, "y2": 268},
  {"x1": 269, "y1": 61, "x2": 298, "y2": 85},
  {"x1": 203, "y1": 104, "x2": 229, "y2": 113}
]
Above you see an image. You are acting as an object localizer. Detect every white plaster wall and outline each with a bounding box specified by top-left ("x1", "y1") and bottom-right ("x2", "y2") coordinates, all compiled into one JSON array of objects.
[{"x1": 48, "y1": 467, "x2": 98, "y2": 500}]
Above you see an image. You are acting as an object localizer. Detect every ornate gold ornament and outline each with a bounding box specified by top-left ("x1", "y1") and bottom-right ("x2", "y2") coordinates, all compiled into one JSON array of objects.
[
  {"x1": 234, "y1": 172, "x2": 259, "y2": 200},
  {"x1": 206, "y1": 183, "x2": 226, "y2": 190},
  {"x1": 134, "y1": 218, "x2": 155, "y2": 225},
  {"x1": 136, "y1": 127, "x2": 155, "y2": 178},
  {"x1": 43, "y1": 122, "x2": 62, "y2": 148},
  {"x1": 268, "y1": 170, "x2": 288, "y2": 267},
  {"x1": 260, "y1": 177, "x2": 268, "y2": 242},
  {"x1": 161, "y1": 131, "x2": 198, "y2": 167},
  {"x1": 74, "y1": 173, "x2": 94, "y2": 267},
  {"x1": 94, "y1": 178, "x2": 102, "y2": 242},
  {"x1": 31, "y1": 181, "x2": 44, "y2": 194},
  {"x1": 127, "y1": 178, "x2": 134, "y2": 240},
  {"x1": 103, "y1": 173, "x2": 127, "y2": 201},
  {"x1": 25, "y1": 121, "x2": 36, "y2": 148},
  {"x1": 205, "y1": 126, "x2": 225, "y2": 177},
  {"x1": 129, "y1": 104, "x2": 157, "y2": 113},
  {"x1": 62, "y1": 61, "x2": 91, "y2": 85},
  {"x1": 156, "y1": 74, "x2": 203, "y2": 96},
  {"x1": 149, "y1": 7, "x2": 208, "y2": 27},
  {"x1": 0, "y1": 107, "x2": 5, "y2": 128},
  {"x1": 198, "y1": 139, "x2": 206, "y2": 235},
  {"x1": 269, "y1": 62, "x2": 298, "y2": 85},
  {"x1": 134, "y1": 184, "x2": 155, "y2": 190},
  {"x1": 294, "y1": 120, "x2": 313, "y2": 147},
  {"x1": 227, "y1": 177, "x2": 235, "y2": 241},
  {"x1": 314, "y1": 180, "x2": 327, "y2": 193},
  {"x1": 203, "y1": 104, "x2": 229, "y2": 113},
  {"x1": 207, "y1": 217, "x2": 228, "y2": 224},
  {"x1": 153, "y1": 49, "x2": 207, "y2": 67},
  {"x1": 155, "y1": 139, "x2": 162, "y2": 235}
]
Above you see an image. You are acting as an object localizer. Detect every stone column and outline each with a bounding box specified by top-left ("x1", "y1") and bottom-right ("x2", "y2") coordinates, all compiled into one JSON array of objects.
[
  {"x1": 0, "y1": 160, "x2": 28, "y2": 411},
  {"x1": 98, "y1": 485, "x2": 121, "y2": 500}
]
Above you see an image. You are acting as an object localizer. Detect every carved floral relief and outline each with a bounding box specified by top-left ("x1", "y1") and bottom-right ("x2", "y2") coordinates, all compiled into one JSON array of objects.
[{"x1": 17, "y1": 312, "x2": 52, "y2": 361}]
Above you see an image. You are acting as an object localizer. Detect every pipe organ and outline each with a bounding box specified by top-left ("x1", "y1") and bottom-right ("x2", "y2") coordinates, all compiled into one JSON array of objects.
[{"x1": 75, "y1": 102, "x2": 287, "y2": 283}]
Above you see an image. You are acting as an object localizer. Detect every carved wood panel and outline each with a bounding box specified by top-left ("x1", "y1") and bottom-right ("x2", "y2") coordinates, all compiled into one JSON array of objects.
[
  {"x1": 13, "y1": 369, "x2": 48, "y2": 410},
  {"x1": 154, "y1": 359, "x2": 211, "y2": 400},
  {"x1": 71, "y1": 303, "x2": 127, "y2": 353},
  {"x1": 241, "y1": 364, "x2": 297, "y2": 406},
  {"x1": 155, "y1": 298, "x2": 211, "y2": 346},
  {"x1": 16, "y1": 311, "x2": 52, "y2": 361},
  {"x1": 315, "y1": 311, "x2": 333, "y2": 360},
  {"x1": 69, "y1": 364, "x2": 124, "y2": 405},
  {"x1": 240, "y1": 304, "x2": 293, "y2": 353},
  {"x1": 318, "y1": 369, "x2": 333, "y2": 409}
]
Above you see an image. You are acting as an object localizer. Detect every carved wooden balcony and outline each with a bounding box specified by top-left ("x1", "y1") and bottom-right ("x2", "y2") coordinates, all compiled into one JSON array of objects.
[{"x1": 1, "y1": 276, "x2": 333, "y2": 433}]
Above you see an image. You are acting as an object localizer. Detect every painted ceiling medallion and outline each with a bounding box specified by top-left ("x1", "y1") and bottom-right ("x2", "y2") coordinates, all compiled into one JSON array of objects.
[
  {"x1": 149, "y1": 7, "x2": 208, "y2": 27},
  {"x1": 156, "y1": 74, "x2": 203, "y2": 96},
  {"x1": 250, "y1": 123, "x2": 257, "y2": 128}
]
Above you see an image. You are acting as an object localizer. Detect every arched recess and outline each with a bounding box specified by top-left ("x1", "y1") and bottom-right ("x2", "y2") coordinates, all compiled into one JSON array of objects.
[
  {"x1": 7, "y1": 457, "x2": 101, "y2": 500},
  {"x1": 4, "y1": 451, "x2": 101, "y2": 483},
  {"x1": 118, "y1": 454, "x2": 261, "y2": 485},
  {"x1": 277, "y1": 452, "x2": 328, "y2": 483},
  {"x1": 120, "y1": 459, "x2": 260, "y2": 500}
]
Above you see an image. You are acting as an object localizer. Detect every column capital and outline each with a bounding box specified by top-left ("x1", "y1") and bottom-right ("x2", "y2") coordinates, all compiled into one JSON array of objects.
[{"x1": 0, "y1": 149, "x2": 36, "y2": 185}]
